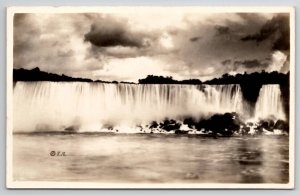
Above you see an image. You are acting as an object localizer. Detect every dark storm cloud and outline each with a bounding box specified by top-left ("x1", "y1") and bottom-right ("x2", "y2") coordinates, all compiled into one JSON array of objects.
[
  {"x1": 220, "y1": 58, "x2": 270, "y2": 73},
  {"x1": 84, "y1": 17, "x2": 146, "y2": 48},
  {"x1": 221, "y1": 59, "x2": 232, "y2": 66},
  {"x1": 234, "y1": 59, "x2": 269, "y2": 69},
  {"x1": 237, "y1": 13, "x2": 270, "y2": 28},
  {"x1": 83, "y1": 15, "x2": 169, "y2": 61},
  {"x1": 241, "y1": 14, "x2": 290, "y2": 51}
]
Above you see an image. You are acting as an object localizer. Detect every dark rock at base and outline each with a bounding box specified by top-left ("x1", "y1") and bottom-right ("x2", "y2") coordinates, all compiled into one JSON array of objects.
[
  {"x1": 159, "y1": 119, "x2": 181, "y2": 131},
  {"x1": 182, "y1": 112, "x2": 243, "y2": 136},
  {"x1": 204, "y1": 112, "x2": 242, "y2": 136},
  {"x1": 274, "y1": 120, "x2": 289, "y2": 132},
  {"x1": 261, "y1": 121, "x2": 274, "y2": 132},
  {"x1": 149, "y1": 121, "x2": 158, "y2": 129},
  {"x1": 240, "y1": 126, "x2": 250, "y2": 135},
  {"x1": 256, "y1": 119, "x2": 281, "y2": 132},
  {"x1": 183, "y1": 117, "x2": 196, "y2": 129},
  {"x1": 144, "y1": 114, "x2": 288, "y2": 136},
  {"x1": 254, "y1": 126, "x2": 263, "y2": 135}
]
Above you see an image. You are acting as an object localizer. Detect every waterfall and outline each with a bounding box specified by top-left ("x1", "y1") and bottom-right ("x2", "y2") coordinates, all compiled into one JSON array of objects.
[
  {"x1": 254, "y1": 84, "x2": 286, "y2": 120},
  {"x1": 13, "y1": 82, "x2": 244, "y2": 132}
]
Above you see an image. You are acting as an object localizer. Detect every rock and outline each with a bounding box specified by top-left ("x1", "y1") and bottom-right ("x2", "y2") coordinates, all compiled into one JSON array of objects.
[
  {"x1": 149, "y1": 121, "x2": 158, "y2": 129},
  {"x1": 205, "y1": 112, "x2": 242, "y2": 136},
  {"x1": 240, "y1": 126, "x2": 250, "y2": 135},
  {"x1": 274, "y1": 120, "x2": 289, "y2": 131},
  {"x1": 255, "y1": 119, "x2": 279, "y2": 132},
  {"x1": 159, "y1": 119, "x2": 181, "y2": 131},
  {"x1": 183, "y1": 117, "x2": 197, "y2": 129}
]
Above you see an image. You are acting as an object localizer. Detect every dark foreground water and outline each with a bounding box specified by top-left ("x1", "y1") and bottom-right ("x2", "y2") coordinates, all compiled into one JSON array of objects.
[{"x1": 13, "y1": 133, "x2": 289, "y2": 183}]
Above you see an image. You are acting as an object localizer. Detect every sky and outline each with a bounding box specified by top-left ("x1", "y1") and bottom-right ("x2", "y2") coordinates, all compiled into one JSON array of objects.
[{"x1": 13, "y1": 11, "x2": 290, "y2": 82}]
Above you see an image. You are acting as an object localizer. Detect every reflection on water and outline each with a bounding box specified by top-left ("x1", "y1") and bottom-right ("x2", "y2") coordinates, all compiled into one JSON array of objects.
[{"x1": 13, "y1": 133, "x2": 289, "y2": 183}]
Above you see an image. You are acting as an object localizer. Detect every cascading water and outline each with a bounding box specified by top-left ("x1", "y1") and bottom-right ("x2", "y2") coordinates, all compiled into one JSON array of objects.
[
  {"x1": 204, "y1": 85, "x2": 243, "y2": 114},
  {"x1": 13, "y1": 82, "x2": 244, "y2": 132},
  {"x1": 254, "y1": 84, "x2": 286, "y2": 120}
]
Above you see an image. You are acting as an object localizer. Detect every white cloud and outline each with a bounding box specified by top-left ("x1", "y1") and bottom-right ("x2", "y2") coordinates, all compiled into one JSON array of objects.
[
  {"x1": 269, "y1": 51, "x2": 288, "y2": 72},
  {"x1": 159, "y1": 32, "x2": 174, "y2": 49},
  {"x1": 92, "y1": 57, "x2": 169, "y2": 82}
]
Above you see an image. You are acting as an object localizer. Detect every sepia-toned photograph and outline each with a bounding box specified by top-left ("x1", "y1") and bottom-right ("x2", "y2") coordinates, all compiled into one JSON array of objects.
[{"x1": 6, "y1": 7, "x2": 295, "y2": 188}]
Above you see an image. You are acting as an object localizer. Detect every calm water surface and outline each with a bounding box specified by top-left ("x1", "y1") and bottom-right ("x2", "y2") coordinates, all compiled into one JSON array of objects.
[{"x1": 13, "y1": 133, "x2": 289, "y2": 183}]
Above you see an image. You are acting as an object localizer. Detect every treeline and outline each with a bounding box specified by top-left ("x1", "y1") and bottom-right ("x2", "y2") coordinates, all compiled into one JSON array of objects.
[
  {"x1": 13, "y1": 67, "x2": 119, "y2": 83},
  {"x1": 13, "y1": 67, "x2": 138, "y2": 84},
  {"x1": 14, "y1": 67, "x2": 289, "y2": 86},
  {"x1": 13, "y1": 67, "x2": 93, "y2": 82},
  {"x1": 204, "y1": 71, "x2": 289, "y2": 86},
  {"x1": 138, "y1": 71, "x2": 289, "y2": 86},
  {"x1": 138, "y1": 75, "x2": 202, "y2": 84}
]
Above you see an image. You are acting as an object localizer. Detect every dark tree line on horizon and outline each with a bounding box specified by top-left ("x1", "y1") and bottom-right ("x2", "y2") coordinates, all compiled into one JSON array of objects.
[
  {"x1": 139, "y1": 71, "x2": 289, "y2": 86},
  {"x1": 13, "y1": 67, "x2": 289, "y2": 87},
  {"x1": 138, "y1": 75, "x2": 202, "y2": 84},
  {"x1": 13, "y1": 67, "x2": 94, "y2": 82},
  {"x1": 13, "y1": 67, "x2": 135, "y2": 84}
]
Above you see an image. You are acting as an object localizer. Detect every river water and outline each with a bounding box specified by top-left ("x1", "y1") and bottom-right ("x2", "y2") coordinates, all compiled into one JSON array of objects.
[{"x1": 13, "y1": 133, "x2": 289, "y2": 184}]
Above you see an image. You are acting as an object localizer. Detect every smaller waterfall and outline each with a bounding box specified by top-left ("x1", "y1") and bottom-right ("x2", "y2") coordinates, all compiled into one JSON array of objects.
[{"x1": 254, "y1": 84, "x2": 285, "y2": 120}]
